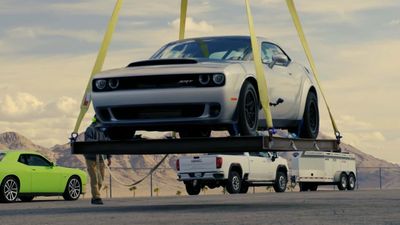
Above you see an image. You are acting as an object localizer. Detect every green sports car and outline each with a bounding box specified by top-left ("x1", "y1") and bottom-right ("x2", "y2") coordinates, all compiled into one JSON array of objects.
[{"x1": 0, "y1": 150, "x2": 87, "y2": 203}]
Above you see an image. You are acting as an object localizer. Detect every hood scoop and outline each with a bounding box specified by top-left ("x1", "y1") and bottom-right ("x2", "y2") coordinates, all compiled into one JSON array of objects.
[{"x1": 127, "y1": 59, "x2": 198, "y2": 67}]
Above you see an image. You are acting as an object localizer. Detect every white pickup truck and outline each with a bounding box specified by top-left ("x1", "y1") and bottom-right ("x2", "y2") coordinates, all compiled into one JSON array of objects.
[{"x1": 176, "y1": 152, "x2": 289, "y2": 195}]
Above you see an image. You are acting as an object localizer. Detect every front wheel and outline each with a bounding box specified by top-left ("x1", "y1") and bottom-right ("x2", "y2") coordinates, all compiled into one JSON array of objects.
[
  {"x1": 273, "y1": 171, "x2": 287, "y2": 193},
  {"x1": 299, "y1": 92, "x2": 319, "y2": 139},
  {"x1": 63, "y1": 176, "x2": 82, "y2": 201},
  {"x1": 237, "y1": 81, "x2": 259, "y2": 136},
  {"x1": 0, "y1": 176, "x2": 19, "y2": 203}
]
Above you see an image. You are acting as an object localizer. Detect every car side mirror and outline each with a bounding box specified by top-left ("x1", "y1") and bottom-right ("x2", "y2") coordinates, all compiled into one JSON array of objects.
[
  {"x1": 269, "y1": 54, "x2": 289, "y2": 68},
  {"x1": 271, "y1": 152, "x2": 278, "y2": 162}
]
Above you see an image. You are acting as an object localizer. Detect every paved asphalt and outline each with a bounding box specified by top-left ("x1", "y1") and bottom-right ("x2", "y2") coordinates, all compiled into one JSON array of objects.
[{"x1": 1, "y1": 190, "x2": 399, "y2": 225}]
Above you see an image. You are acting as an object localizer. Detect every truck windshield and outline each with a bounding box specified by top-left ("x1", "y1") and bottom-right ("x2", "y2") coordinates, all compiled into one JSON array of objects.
[
  {"x1": 151, "y1": 37, "x2": 251, "y2": 61},
  {"x1": 0, "y1": 153, "x2": 5, "y2": 162}
]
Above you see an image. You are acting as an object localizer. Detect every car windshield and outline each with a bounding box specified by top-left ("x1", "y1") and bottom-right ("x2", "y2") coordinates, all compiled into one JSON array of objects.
[
  {"x1": 0, "y1": 153, "x2": 5, "y2": 162},
  {"x1": 151, "y1": 37, "x2": 251, "y2": 61}
]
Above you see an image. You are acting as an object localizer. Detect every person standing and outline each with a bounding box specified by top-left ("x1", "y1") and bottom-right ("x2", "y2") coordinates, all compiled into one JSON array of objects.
[{"x1": 84, "y1": 116, "x2": 112, "y2": 205}]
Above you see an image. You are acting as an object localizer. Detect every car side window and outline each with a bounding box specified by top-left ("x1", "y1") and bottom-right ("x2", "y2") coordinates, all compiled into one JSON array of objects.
[
  {"x1": 261, "y1": 42, "x2": 290, "y2": 66},
  {"x1": 18, "y1": 155, "x2": 29, "y2": 165},
  {"x1": 26, "y1": 154, "x2": 51, "y2": 167}
]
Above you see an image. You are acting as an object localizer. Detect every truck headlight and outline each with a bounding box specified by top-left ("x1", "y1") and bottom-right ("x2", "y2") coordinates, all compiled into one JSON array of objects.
[
  {"x1": 95, "y1": 79, "x2": 107, "y2": 90},
  {"x1": 108, "y1": 79, "x2": 119, "y2": 89},
  {"x1": 212, "y1": 74, "x2": 225, "y2": 85}
]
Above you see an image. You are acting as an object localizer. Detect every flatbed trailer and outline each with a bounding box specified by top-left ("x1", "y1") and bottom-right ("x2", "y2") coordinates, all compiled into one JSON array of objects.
[{"x1": 70, "y1": 136, "x2": 340, "y2": 155}]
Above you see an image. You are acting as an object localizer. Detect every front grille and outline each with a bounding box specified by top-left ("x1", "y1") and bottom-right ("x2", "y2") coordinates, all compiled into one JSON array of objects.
[
  {"x1": 92, "y1": 74, "x2": 225, "y2": 92},
  {"x1": 110, "y1": 104, "x2": 205, "y2": 120}
]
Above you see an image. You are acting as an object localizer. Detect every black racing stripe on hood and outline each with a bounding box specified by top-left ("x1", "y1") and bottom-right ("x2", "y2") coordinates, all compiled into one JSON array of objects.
[{"x1": 127, "y1": 59, "x2": 198, "y2": 67}]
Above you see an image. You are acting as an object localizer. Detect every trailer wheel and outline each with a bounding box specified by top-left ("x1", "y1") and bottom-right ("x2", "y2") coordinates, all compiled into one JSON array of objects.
[
  {"x1": 347, "y1": 173, "x2": 356, "y2": 191},
  {"x1": 226, "y1": 171, "x2": 242, "y2": 194},
  {"x1": 273, "y1": 171, "x2": 287, "y2": 193},
  {"x1": 299, "y1": 183, "x2": 309, "y2": 192},
  {"x1": 185, "y1": 181, "x2": 201, "y2": 195},
  {"x1": 337, "y1": 173, "x2": 348, "y2": 191},
  {"x1": 309, "y1": 183, "x2": 318, "y2": 191}
]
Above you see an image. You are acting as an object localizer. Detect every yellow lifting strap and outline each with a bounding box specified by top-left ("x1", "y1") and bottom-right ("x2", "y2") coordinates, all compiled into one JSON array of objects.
[
  {"x1": 179, "y1": 0, "x2": 188, "y2": 40},
  {"x1": 285, "y1": 0, "x2": 340, "y2": 139},
  {"x1": 245, "y1": 0, "x2": 274, "y2": 130},
  {"x1": 72, "y1": 0, "x2": 124, "y2": 135}
]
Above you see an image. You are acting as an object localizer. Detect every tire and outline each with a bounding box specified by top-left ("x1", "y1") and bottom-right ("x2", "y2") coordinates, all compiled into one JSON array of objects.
[
  {"x1": 239, "y1": 182, "x2": 249, "y2": 194},
  {"x1": 19, "y1": 196, "x2": 34, "y2": 202},
  {"x1": 185, "y1": 181, "x2": 201, "y2": 195},
  {"x1": 299, "y1": 92, "x2": 319, "y2": 139},
  {"x1": 347, "y1": 173, "x2": 356, "y2": 191},
  {"x1": 179, "y1": 129, "x2": 211, "y2": 138},
  {"x1": 107, "y1": 127, "x2": 136, "y2": 140},
  {"x1": 0, "y1": 176, "x2": 19, "y2": 203},
  {"x1": 337, "y1": 173, "x2": 348, "y2": 191},
  {"x1": 226, "y1": 171, "x2": 242, "y2": 194},
  {"x1": 63, "y1": 176, "x2": 82, "y2": 201},
  {"x1": 309, "y1": 184, "x2": 318, "y2": 191},
  {"x1": 237, "y1": 81, "x2": 259, "y2": 136},
  {"x1": 273, "y1": 171, "x2": 287, "y2": 193},
  {"x1": 299, "y1": 183, "x2": 309, "y2": 192}
]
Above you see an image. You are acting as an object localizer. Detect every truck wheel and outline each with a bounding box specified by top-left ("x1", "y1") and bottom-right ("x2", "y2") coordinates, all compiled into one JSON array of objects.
[
  {"x1": 273, "y1": 171, "x2": 287, "y2": 193},
  {"x1": 337, "y1": 173, "x2": 348, "y2": 191},
  {"x1": 299, "y1": 92, "x2": 319, "y2": 139},
  {"x1": 237, "y1": 81, "x2": 259, "y2": 136},
  {"x1": 239, "y1": 182, "x2": 249, "y2": 194},
  {"x1": 347, "y1": 173, "x2": 356, "y2": 191},
  {"x1": 185, "y1": 181, "x2": 201, "y2": 195},
  {"x1": 226, "y1": 171, "x2": 242, "y2": 194}
]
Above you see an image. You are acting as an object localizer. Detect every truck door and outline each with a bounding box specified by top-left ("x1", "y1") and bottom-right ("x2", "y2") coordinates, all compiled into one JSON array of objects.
[{"x1": 248, "y1": 152, "x2": 266, "y2": 181}]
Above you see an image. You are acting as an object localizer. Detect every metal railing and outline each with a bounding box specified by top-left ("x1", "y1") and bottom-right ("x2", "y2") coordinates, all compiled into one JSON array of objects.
[{"x1": 76, "y1": 166, "x2": 400, "y2": 198}]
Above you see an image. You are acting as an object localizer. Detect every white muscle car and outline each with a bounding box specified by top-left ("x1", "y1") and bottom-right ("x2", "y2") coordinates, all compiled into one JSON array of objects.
[{"x1": 91, "y1": 36, "x2": 319, "y2": 140}]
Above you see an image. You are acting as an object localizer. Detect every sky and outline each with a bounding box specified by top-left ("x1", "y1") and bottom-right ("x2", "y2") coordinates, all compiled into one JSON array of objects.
[{"x1": 0, "y1": 0, "x2": 399, "y2": 163}]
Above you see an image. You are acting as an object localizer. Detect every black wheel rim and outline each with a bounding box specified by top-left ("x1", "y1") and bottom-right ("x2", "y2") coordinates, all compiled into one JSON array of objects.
[{"x1": 244, "y1": 90, "x2": 257, "y2": 129}]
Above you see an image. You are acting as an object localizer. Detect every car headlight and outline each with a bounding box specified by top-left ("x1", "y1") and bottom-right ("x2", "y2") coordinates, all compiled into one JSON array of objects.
[
  {"x1": 95, "y1": 79, "x2": 107, "y2": 90},
  {"x1": 212, "y1": 74, "x2": 225, "y2": 85},
  {"x1": 108, "y1": 79, "x2": 119, "y2": 89},
  {"x1": 199, "y1": 74, "x2": 210, "y2": 85}
]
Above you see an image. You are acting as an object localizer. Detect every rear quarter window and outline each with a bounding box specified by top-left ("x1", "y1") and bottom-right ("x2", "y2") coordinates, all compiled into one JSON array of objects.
[{"x1": 0, "y1": 153, "x2": 5, "y2": 162}]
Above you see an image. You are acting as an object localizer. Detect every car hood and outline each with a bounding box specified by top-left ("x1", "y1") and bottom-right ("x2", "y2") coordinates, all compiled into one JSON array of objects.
[{"x1": 94, "y1": 59, "x2": 242, "y2": 79}]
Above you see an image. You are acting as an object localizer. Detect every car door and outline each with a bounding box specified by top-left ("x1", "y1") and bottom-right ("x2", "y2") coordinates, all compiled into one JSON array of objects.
[
  {"x1": 260, "y1": 42, "x2": 303, "y2": 122},
  {"x1": 26, "y1": 154, "x2": 62, "y2": 193},
  {"x1": 247, "y1": 152, "x2": 267, "y2": 181},
  {"x1": 259, "y1": 152, "x2": 277, "y2": 181}
]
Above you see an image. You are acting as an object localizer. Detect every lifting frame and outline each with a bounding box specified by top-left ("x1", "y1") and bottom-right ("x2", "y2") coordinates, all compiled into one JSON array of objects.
[{"x1": 70, "y1": 0, "x2": 342, "y2": 155}]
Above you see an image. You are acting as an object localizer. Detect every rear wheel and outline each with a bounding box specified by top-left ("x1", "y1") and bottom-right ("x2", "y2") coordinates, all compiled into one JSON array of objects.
[
  {"x1": 299, "y1": 92, "x2": 319, "y2": 139},
  {"x1": 179, "y1": 129, "x2": 211, "y2": 138},
  {"x1": 185, "y1": 181, "x2": 201, "y2": 195},
  {"x1": 226, "y1": 171, "x2": 242, "y2": 194},
  {"x1": 237, "y1": 81, "x2": 259, "y2": 136},
  {"x1": 273, "y1": 171, "x2": 287, "y2": 193},
  {"x1": 347, "y1": 173, "x2": 356, "y2": 191},
  {"x1": 108, "y1": 127, "x2": 136, "y2": 140},
  {"x1": 337, "y1": 173, "x2": 348, "y2": 191},
  {"x1": 63, "y1": 176, "x2": 82, "y2": 201},
  {"x1": 0, "y1": 176, "x2": 19, "y2": 203},
  {"x1": 19, "y1": 196, "x2": 34, "y2": 202}
]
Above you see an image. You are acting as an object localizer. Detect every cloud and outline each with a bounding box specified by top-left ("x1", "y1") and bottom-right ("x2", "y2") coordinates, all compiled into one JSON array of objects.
[
  {"x1": 388, "y1": 19, "x2": 400, "y2": 26},
  {"x1": 0, "y1": 93, "x2": 44, "y2": 117},
  {"x1": 171, "y1": 17, "x2": 214, "y2": 33},
  {"x1": 6, "y1": 27, "x2": 101, "y2": 43}
]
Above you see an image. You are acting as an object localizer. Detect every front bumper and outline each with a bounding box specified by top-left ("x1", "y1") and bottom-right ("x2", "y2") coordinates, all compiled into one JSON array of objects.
[{"x1": 92, "y1": 86, "x2": 238, "y2": 130}]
